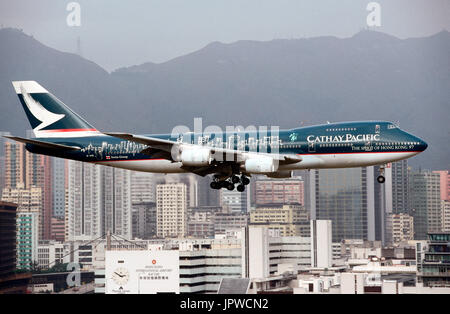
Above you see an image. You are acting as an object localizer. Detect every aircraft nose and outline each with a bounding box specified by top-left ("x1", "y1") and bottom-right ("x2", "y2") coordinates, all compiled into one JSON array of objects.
[{"x1": 419, "y1": 139, "x2": 428, "y2": 152}]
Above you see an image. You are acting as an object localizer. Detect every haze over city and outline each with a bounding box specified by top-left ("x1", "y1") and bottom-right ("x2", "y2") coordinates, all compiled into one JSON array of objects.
[{"x1": 0, "y1": 0, "x2": 449, "y2": 71}]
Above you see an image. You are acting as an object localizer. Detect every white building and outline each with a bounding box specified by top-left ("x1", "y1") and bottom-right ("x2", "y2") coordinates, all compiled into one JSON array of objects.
[
  {"x1": 386, "y1": 213, "x2": 414, "y2": 244},
  {"x1": 67, "y1": 161, "x2": 102, "y2": 241},
  {"x1": 222, "y1": 189, "x2": 249, "y2": 213},
  {"x1": 310, "y1": 220, "x2": 332, "y2": 269},
  {"x1": 37, "y1": 240, "x2": 65, "y2": 269},
  {"x1": 67, "y1": 161, "x2": 132, "y2": 241},
  {"x1": 102, "y1": 167, "x2": 132, "y2": 239},
  {"x1": 156, "y1": 183, "x2": 187, "y2": 238}
]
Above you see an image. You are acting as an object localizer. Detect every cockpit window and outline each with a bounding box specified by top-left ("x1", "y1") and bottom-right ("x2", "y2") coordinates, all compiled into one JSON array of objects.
[{"x1": 387, "y1": 124, "x2": 397, "y2": 129}]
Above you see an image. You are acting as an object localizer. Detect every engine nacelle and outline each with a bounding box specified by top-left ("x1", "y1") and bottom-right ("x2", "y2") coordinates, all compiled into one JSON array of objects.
[
  {"x1": 180, "y1": 148, "x2": 212, "y2": 166},
  {"x1": 266, "y1": 171, "x2": 293, "y2": 178},
  {"x1": 244, "y1": 157, "x2": 277, "y2": 173}
]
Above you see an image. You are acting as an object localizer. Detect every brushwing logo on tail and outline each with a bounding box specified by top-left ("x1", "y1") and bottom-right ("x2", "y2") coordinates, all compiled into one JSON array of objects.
[{"x1": 20, "y1": 85, "x2": 65, "y2": 131}]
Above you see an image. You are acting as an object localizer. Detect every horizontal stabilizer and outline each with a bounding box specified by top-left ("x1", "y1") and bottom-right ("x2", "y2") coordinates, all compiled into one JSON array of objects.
[{"x1": 3, "y1": 136, "x2": 81, "y2": 151}]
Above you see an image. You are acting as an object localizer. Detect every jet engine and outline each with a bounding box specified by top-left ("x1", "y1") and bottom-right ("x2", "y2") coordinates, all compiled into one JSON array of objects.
[
  {"x1": 180, "y1": 147, "x2": 212, "y2": 166},
  {"x1": 244, "y1": 156, "x2": 277, "y2": 173}
]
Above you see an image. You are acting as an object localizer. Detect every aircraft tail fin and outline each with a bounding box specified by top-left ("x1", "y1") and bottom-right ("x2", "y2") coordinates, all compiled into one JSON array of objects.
[{"x1": 11, "y1": 81, "x2": 99, "y2": 138}]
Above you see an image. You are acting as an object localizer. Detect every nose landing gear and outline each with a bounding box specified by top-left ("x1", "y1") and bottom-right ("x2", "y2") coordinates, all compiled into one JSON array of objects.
[
  {"x1": 377, "y1": 175, "x2": 386, "y2": 184},
  {"x1": 377, "y1": 165, "x2": 386, "y2": 184}
]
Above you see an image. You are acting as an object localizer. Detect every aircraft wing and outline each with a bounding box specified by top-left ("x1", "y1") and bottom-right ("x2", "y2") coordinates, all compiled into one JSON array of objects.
[
  {"x1": 3, "y1": 135, "x2": 81, "y2": 151},
  {"x1": 103, "y1": 132, "x2": 174, "y2": 151},
  {"x1": 103, "y1": 132, "x2": 302, "y2": 165}
]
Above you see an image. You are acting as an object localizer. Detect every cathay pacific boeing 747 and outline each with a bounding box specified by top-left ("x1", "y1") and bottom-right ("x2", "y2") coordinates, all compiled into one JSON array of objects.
[{"x1": 5, "y1": 81, "x2": 428, "y2": 192}]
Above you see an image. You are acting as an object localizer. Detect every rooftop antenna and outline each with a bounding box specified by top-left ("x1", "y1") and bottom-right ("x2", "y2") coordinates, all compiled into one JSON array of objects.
[{"x1": 76, "y1": 36, "x2": 83, "y2": 57}]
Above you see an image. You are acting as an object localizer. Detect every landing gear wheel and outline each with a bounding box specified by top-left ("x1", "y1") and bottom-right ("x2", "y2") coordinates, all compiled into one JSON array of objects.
[
  {"x1": 377, "y1": 175, "x2": 385, "y2": 184},
  {"x1": 226, "y1": 182, "x2": 235, "y2": 191},
  {"x1": 210, "y1": 181, "x2": 220, "y2": 189},
  {"x1": 231, "y1": 175, "x2": 240, "y2": 184},
  {"x1": 236, "y1": 184, "x2": 245, "y2": 192},
  {"x1": 241, "y1": 176, "x2": 250, "y2": 185},
  {"x1": 219, "y1": 181, "x2": 228, "y2": 188}
]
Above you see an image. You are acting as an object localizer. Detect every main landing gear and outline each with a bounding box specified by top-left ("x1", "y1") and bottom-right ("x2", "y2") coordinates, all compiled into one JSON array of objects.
[
  {"x1": 377, "y1": 165, "x2": 386, "y2": 184},
  {"x1": 210, "y1": 175, "x2": 250, "y2": 192}
]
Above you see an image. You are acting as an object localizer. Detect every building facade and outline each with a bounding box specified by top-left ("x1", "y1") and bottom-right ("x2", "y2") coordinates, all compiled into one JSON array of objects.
[
  {"x1": 156, "y1": 183, "x2": 187, "y2": 238},
  {"x1": 254, "y1": 178, "x2": 304, "y2": 206},
  {"x1": 250, "y1": 204, "x2": 310, "y2": 237},
  {"x1": 67, "y1": 161, "x2": 132, "y2": 241},
  {"x1": 386, "y1": 213, "x2": 414, "y2": 244},
  {"x1": 433, "y1": 170, "x2": 449, "y2": 201},
  {"x1": 309, "y1": 168, "x2": 376, "y2": 242},
  {"x1": 409, "y1": 170, "x2": 442, "y2": 240},
  {"x1": 16, "y1": 212, "x2": 39, "y2": 270},
  {"x1": 222, "y1": 189, "x2": 249, "y2": 213},
  {"x1": 418, "y1": 233, "x2": 450, "y2": 287},
  {"x1": 391, "y1": 160, "x2": 409, "y2": 213}
]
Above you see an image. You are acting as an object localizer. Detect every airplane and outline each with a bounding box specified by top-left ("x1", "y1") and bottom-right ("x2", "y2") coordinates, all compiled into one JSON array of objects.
[{"x1": 5, "y1": 81, "x2": 428, "y2": 192}]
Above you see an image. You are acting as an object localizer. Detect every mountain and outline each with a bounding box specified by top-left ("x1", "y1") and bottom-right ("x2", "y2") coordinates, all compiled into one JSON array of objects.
[
  {"x1": 0, "y1": 28, "x2": 449, "y2": 169},
  {"x1": 0, "y1": 28, "x2": 128, "y2": 134}
]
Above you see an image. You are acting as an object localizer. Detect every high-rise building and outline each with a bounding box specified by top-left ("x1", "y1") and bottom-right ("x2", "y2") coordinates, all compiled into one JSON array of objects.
[
  {"x1": 213, "y1": 210, "x2": 248, "y2": 236},
  {"x1": 67, "y1": 161, "x2": 132, "y2": 240},
  {"x1": 130, "y1": 172, "x2": 157, "y2": 240},
  {"x1": 1, "y1": 185, "x2": 43, "y2": 214},
  {"x1": 102, "y1": 167, "x2": 132, "y2": 239},
  {"x1": 0, "y1": 201, "x2": 32, "y2": 294},
  {"x1": 249, "y1": 204, "x2": 310, "y2": 237},
  {"x1": 156, "y1": 183, "x2": 187, "y2": 238},
  {"x1": 433, "y1": 170, "x2": 450, "y2": 201},
  {"x1": 391, "y1": 160, "x2": 409, "y2": 213},
  {"x1": 4, "y1": 141, "x2": 25, "y2": 189},
  {"x1": 196, "y1": 175, "x2": 221, "y2": 207},
  {"x1": 131, "y1": 202, "x2": 156, "y2": 239},
  {"x1": 4, "y1": 140, "x2": 53, "y2": 240},
  {"x1": 0, "y1": 132, "x2": 11, "y2": 198},
  {"x1": 167, "y1": 174, "x2": 197, "y2": 208},
  {"x1": 409, "y1": 170, "x2": 442, "y2": 240},
  {"x1": 0, "y1": 201, "x2": 17, "y2": 277},
  {"x1": 25, "y1": 152, "x2": 52, "y2": 240},
  {"x1": 385, "y1": 213, "x2": 414, "y2": 244},
  {"x1": 254, "y1": 178, "x2": 304, "y2": 206},
  {"x1": 52, "y1": 157, "x2": 67, "y2": 218},
  {"x1": 16, "y1": 212, "x2": 39, "y2": 270},
  {"x1": 131, "y1": 172, "x2": 156, "y2": 204},
  {"x1": 309, "y1": 167, "x2": 384, "y2": 242},
  {"x1": 67, "y1": 161, "x2": 102, "y2": 241}
]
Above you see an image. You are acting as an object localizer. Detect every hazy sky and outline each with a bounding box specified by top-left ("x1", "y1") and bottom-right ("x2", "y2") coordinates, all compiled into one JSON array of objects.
[{"x1": 0, "y1": 0, "x2": 449, "y2": 71}]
